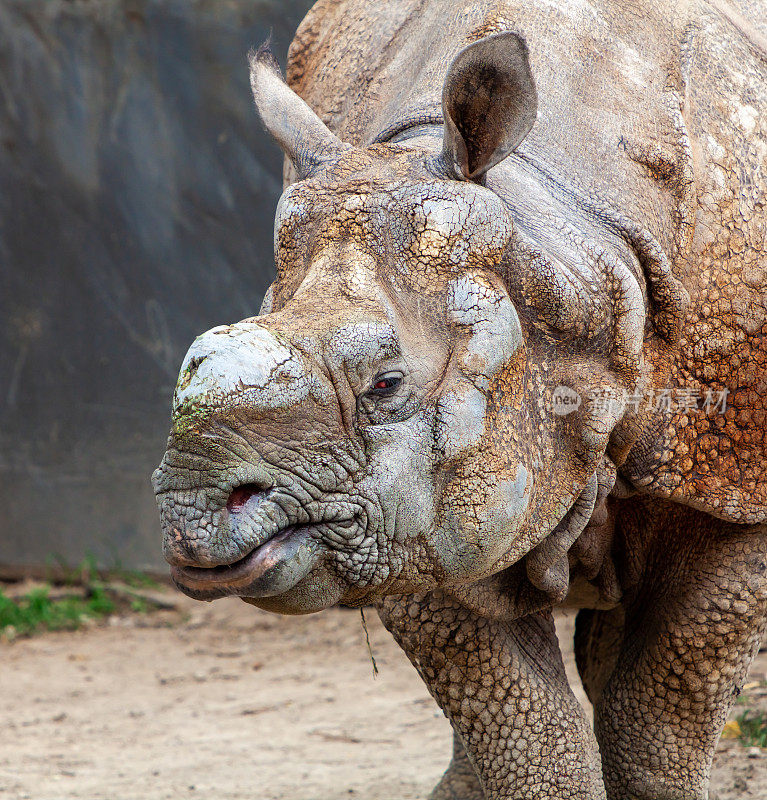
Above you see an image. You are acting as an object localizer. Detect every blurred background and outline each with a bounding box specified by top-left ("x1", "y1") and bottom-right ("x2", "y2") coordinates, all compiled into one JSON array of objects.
[{"x1": 0, "y1": 0, "x2": 315, "y2": 572}]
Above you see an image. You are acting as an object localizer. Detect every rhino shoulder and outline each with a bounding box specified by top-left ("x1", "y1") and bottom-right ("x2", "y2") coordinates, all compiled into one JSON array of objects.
[{"x1": 623, "y1": 0, "x2": 767, "y2": 524}]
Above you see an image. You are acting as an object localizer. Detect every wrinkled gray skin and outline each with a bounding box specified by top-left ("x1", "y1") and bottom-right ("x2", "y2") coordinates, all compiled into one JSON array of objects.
[{"x1": 154, "y1": 1, "x2": 767, "y2": 798}]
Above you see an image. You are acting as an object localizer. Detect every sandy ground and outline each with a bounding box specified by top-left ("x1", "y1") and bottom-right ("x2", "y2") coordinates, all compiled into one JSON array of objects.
[{"x1": 1, "y1": 588, "x2": 766, "y2": 800}]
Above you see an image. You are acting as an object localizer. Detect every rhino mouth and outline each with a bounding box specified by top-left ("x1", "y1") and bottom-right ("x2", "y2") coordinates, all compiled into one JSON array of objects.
[
  {"x1": 170, "y1": 521, "x2": 322, "y2": 602},
  {"x1": 168, "y1": 483, "x2": 361, "y2": 602}
]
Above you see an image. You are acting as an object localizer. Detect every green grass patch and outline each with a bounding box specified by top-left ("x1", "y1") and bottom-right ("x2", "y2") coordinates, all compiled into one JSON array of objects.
[
  {"x1": 44, "y1": 554, "x2": 161, "y2": 590},
  {"x1": 0, "y1": 585, "x2": 115, "y2": 638},
  {"x1": 735, "y1": 711, "x2": 767, "y2": 749},
  {"x1": 110, "y1": 569, "x2": 161, "y2": 590},
  {"x1": 1, "y1": 557, "x2": 169, "y2": 641}
]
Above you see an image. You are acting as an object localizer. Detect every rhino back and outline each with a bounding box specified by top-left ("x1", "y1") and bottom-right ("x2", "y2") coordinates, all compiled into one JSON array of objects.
[{"x1": 286, "y1": 0, "x2": 767, "y2": 523}]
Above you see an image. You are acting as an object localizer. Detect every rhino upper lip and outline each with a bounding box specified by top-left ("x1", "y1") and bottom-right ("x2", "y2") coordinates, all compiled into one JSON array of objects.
[
  {"x1": 168, "y1": 481, "x2": 357, "y2": 594},
  {"x1": 172, "y1": 524, "x2": 302, "y2": 583},
  {"x1": 173, "y1": 482, "x2": 284, "y2": 572},
  {"x1": 171, "y1": 516, "x2": 357, "y2": 588}
]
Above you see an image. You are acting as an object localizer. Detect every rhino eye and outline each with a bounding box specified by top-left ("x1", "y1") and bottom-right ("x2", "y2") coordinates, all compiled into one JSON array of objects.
[
  {"x1": 358, "y1": 370, "x2": 414, "y2": 427},
  {"x1": 368, "y1": 373, "x2": 402, "y2": 396}
]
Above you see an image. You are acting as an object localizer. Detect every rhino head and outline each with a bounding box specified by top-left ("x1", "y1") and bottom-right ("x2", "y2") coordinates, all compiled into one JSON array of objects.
[{"x1": 153, "y1": 34, "x2": 646, "y2": 614}]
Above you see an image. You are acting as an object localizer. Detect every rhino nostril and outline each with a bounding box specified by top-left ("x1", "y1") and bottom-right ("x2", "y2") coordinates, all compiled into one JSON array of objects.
[{"x1": 226, "y1": 483, "x2": 268, "y2": 512}]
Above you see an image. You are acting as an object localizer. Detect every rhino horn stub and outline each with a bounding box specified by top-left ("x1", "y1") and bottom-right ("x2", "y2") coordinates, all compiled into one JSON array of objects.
[
  {"x1": 171, "y1": 322, "x2": 327, "y2": 428},
  {"x1": 441, "y1": 32, "x2": 538, "y2": 182},
  {"x1": 248, "y1": 43, "x2": 350, "y2": 179}
]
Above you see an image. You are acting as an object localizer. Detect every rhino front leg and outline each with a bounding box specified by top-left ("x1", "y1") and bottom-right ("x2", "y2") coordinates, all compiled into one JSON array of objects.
[
  {"x1": 596, "y1": 503, "x2": 767, "y2": 800},
  {"x1": 379, "y1": 591, "x2": 606, "y2": 800},
  {"x1": 574, "y1": 607, "x2": 625, "y2": 706}
]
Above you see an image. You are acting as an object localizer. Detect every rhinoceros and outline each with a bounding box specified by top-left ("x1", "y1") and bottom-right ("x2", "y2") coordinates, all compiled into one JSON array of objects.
[{"x1": 153, "y1": 1, "x2": 767, "y2": 797}]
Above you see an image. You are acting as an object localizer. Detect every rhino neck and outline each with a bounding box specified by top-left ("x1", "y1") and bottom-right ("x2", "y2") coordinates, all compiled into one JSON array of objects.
[
  {"x1": 390, "y1": 127, "x2": 687, "y2": 500},
  {"x1": 392, "y1": 129, "x2": 655, "y2": 334}
]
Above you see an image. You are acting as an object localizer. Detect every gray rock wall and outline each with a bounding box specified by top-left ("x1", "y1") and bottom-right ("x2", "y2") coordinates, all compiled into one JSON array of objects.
[{"x1": 0, "y1": 0, "x2": 314, "y2": 571}]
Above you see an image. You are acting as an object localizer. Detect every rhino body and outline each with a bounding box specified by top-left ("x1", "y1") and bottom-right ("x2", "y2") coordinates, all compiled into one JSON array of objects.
[{"x1": 154, "y1": 1, "x2": 767, "y2": 797}]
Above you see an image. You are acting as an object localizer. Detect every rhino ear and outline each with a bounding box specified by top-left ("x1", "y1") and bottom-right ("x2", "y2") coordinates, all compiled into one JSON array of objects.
[
  {"x1": 441, "y1": 32, "x2": 537, "y2": 182},
  {"x1": 248, "y1": 44, "x2": 349, "y2": 180}
]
